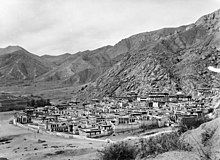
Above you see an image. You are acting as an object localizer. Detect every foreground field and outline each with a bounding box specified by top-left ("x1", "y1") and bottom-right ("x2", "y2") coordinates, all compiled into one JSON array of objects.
[{"x1": 0, "y1": 112, "x2": 104, "y2": 160}]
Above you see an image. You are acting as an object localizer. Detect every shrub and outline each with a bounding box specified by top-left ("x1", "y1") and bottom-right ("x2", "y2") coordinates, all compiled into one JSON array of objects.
[
  {"x1": 201, "y1": 128, "x2": 217, "y2": 146},
  {"x1": 97, "y1": 141, "x2": 137, "y2": 160},
  {"x1": 140, "y1": 124, "x2": 158, "y2": 130},
  {"x1": 37, "y1": 139, "x2": 46, "y2": 143},
  {"x1": 139, "y1": 132, "x2": 192, "y2": 158},
  {"x1": 177, "y1": 125, "x2": 189, "y2": 134}
]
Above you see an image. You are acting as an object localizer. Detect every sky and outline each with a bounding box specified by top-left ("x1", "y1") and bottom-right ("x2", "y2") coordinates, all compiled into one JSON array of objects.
[{"x1": 0, "y1": 0, "x2": 220, "y2": 56}]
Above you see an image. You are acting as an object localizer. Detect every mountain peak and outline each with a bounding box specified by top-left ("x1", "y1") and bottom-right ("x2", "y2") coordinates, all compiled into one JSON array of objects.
[
  {"x1": 5, "y1": 45, "x2": 24, "y2": 51},
  {"x1": 0, "y1": 45, "x2": 51, "y2": 80},
  {"x1": 0, "y1": 45, "x2": 25, "y2": 55},
  {"x1": 6, "y1": 45, "x2": 23, "y2": 49},
  {"x1": 195, "y1": 8, "x2": 220, "y2": 28}
]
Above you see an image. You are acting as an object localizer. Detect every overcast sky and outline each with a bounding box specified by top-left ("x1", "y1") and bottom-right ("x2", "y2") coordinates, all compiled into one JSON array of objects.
[{"x1": 0, "y1": 0, "x2": 220, "y2": 56}]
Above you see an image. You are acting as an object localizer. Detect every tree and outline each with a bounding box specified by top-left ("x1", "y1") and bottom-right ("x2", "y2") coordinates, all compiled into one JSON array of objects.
[{"x1": 29, "y1": 99, "x2": 35, "y2": 107}]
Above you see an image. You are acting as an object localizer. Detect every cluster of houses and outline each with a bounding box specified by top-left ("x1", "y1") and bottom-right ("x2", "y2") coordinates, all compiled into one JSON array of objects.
[{"x1": 14, "y1": 88, "x2": 217, "y2": 138}]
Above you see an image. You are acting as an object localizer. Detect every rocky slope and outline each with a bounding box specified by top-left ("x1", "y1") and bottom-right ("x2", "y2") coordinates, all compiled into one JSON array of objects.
[
  {"x1": 36, "y1": 45, "x2": 125, "y2": 84},
  {"x1": 139, "y1": 117, "x2": 220, "y2": 160},
  {"x1": 76, "y1": 9, "x2": 220, "y2": 101},
  {"x1": 0, "y1": 43, "x2": 127, "y2": 84},
  {"x1": 0, "y1": 46, "x2": 52, "y2": 80}
]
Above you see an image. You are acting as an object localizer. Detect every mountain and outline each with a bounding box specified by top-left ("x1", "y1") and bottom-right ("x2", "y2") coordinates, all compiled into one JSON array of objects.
[
  {"x1": 1, "y1": 9, "x2": 220, "y2": 101},
  {"x1": 76, "y1": 9, "x2": 220, "y2": 101},
  {"x1": 37, "y1": 28, "x2": 188, "y2": 85},
  {"x1": 41, "y1": 53, "x2": 72, "y2": 67},
  {"x1": 0, "y1": 42, "x2": 129, "y2": 84},
  {"x1": 36, "y1": 45, "x2": 128, "y2": 84},
  {"x1": 0, "y1": 46, "x2": 23, "y2": 55},
  {"x1": 0, "y1": 46, "x2": 52, "y2": 80}
]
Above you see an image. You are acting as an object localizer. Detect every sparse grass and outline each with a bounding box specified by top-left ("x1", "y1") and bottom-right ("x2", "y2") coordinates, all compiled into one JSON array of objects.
[
  {"x1": 190, "y1": 132, "x2": 212, "y2": 160},
  {"x1": 98, "y1": 132, "x2": 192, "y2": 160},
  {"x1": 189, "y1": 127, "x2": 218, "y2": 160},
  {"x1": 138, "y1": 132, "x2": 192, "y2": 158},
  {"x1": 201, "y1": 128, "x2": 217, "y2": 146},
  {"x1": 97, "y1": 141, "x2": 138, "y2": 160}
]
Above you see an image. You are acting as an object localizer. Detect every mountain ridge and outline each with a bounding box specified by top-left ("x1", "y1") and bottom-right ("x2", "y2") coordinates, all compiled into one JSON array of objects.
[
  {"x1": 75, "y1": 8, "x2": 220, "y2": 101},
  {"x1": 0, "y1": 9, "x2": 220, "y2": 101},
  {"x1": 0, "y1": 46, "x2": 52, "y2": 80}
]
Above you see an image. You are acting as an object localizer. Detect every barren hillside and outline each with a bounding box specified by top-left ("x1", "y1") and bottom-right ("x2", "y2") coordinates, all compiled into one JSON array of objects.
[{"x1": 76, "y1": 9, "x2": 220, "y2": 101}]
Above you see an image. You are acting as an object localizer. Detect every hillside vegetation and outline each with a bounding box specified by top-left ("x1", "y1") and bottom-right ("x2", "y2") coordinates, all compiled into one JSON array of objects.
[{"x1": 98, "y1": 117, "x2": 220, "y2": 160}]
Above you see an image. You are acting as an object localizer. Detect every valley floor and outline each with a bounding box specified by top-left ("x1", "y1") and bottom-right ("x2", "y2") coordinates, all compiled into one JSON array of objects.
[{"x1": 0, "y1": 81, "x2": 78, "y2": 103}]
